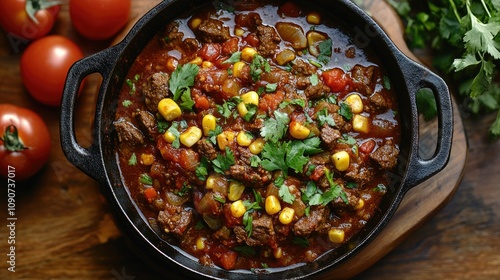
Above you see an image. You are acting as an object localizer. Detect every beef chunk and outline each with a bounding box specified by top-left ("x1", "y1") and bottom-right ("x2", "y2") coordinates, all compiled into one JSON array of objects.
[
  {"x1": 234, "y1": 215, "x2": 277, "y2": 248},
  {"x1": 309, "y1": 152, "x2": 331, "y2": 165},
  {"x1": 197, "y1": 18, "x2": 231, "y2": 43},
  {"x1": 256, "y1": 25, "x2": 281, "y2": 56},
  {"x1": 235, "y1": 12, "x2": 263, "y2": 31},
  {"x1": 345, "y1": 162, "x2": 375, "y2": 187},
  {"x1": 368, "y1": 91, "x2": 393, "y2": 114},
  {"x1": 292, "y1": 59, "x2": 318, "y2": 76},
  {"x1": 293, "y1": 207, "x2": 329, "y2": 236},
  {"x1": 350, "y1": 64, "x2": 376, "y2": 95},
  {"x1": 114, "y1": 118, "x2": 144, "y2": 146},
  {"x1": 161, "y1": 21, "x2": 184, "y2": 49},
  {"x1": 158, "y1": 203, "x2": 193, "y2": 236},
  {"x1": 143, "y1": 72, "x2": 169, "y2": 113},
  {"x1": 305, "y1": 81, "x2": 330, "y2": 99},
  {"x1": 134, "y1": 110, "x2": 157, "y2": 138},
  {"x1": 195, "y1": 139, "x2": 218, "y2": 160},
  {"x1": 227, "y1": 164, "x2": 271, "y2": 186},
  {"x1": 370, "y1": 140, "x2": 399, "y2": 169},
  {"x1": 320, "y1": 125, "x2": 341, "y2": 147}
]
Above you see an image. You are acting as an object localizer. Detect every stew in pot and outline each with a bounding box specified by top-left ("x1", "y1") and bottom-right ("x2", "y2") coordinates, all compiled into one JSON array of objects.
[{"x1": 113, "y1": 0, "x2": 400, "y2": 271}]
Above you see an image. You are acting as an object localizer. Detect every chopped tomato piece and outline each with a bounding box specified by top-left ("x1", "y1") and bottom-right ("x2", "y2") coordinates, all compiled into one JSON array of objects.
[
  {"x1": 322, "y1": 68, "x2": 351, "y2": 92},
  {"x1": 259, "y1": 90, "x2": 285, "y2": 113},
  {"x1": 194, "y1": 95, "x2": 211, "y2": 110},
  {"x1": 200, "y1": 43, "x2": 222, "y2": 62},
  {"x1": 143, "y1": 187, "x2": 158, "y2": 203}
]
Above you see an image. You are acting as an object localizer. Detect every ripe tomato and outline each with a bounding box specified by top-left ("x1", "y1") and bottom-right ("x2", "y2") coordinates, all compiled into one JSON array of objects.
[
  {"x1": 69, "y1": 0, "x2": 131, "y2": 40},
  {"x1": 0, "y1": 104, "x2": 51, "y2": 181},
  {"x1": 0, "y1": 0, "x2": 60, "y2": 41},
  {"x1": 20, "y1": 35, "x2": 84, "y2": 107}
]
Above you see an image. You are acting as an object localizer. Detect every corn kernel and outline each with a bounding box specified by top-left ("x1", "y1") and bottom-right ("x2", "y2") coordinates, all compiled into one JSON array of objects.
[
  {"x1": 241, "y1": 91, "x2": 259, "y2": 106},
  {"x1": 191, "y1": 18, "x2": 202, "y2": 29},
  {"x1": 306, "y1": 12, "x2": 321, "y2": 25},
  {"x1": 241, "y1": 47, "x2": 257, "y2": 62},
  {"x1": 265, "y1": 195, "x2": 281, "y2": 215},
  {"x1": 140, "y1": 153, "x2": 155, "y2": 165},
  {"x1": 180, "y1": 126, "x2": 202, "y2": 147},
  {"x1": 202, "y1": 61, "x2": 214, "y2": 69},
  {"x1": 237, "y1": 131, "x2": 253, "y2": 146},
  {"x1": 228, "y1": 181, "x2": 245, "y2": 201},
  {"x1": 273, "y1": 247, "x2": 283, "y2": 259},
  {"x1": 355, "y1": 198, "x2": 365, "y2": 210},
  {"x1": 352, "y1": 114, "x2": 370, "y2": 133},
  {"x1": 233, "y1": 61, "x2": 246, "y2": 78},
  {"x1": 190, "y1": 56, "x2": 203, "y2": 66},
  {"x1": 237, "y1": 102, "x2": 248, "y2": 118},
  {"x1": 345, "y1": 94, "x2": 364, "y2": 114},
  {"x1": 202, "y1": 114, "x2": 217, "y2": 136},
  {"x1": 289, "y1": 121, "x2": 311, "y2": 140},
  {"x1": 163, "y1": 130, "x2": 176, "y2": 143},
  {"x1": 158, "y1": 98, "x2": 181, "y2": 121},
  {"x1": 328, "y1": 228, "x2": 345, "y2": 243},
  {"x1": 249, "y1": 138, "x2": 265, "y2": 154},
  {"x1": 332, "y1": 150, "x2": 350, "y2": 171},
  {"x1": 234, "y1": 27, "x2": 245, "y2": 37},
  {"x1": 279, "y1": 207, "x2": 295, "y2": 224},
  {"x1": 217, "y1": 131, "x2": 235, "y2": 150},
  {"x1": 230, "y1": 200, "x2": 246, "y2": 218},
  {"x1": 196, "y1": 237, "x2": 206, "y2": 250}
]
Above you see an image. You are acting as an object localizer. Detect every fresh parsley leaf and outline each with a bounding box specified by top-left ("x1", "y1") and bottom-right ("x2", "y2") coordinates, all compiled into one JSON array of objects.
[
  {"x1": 157, "y1": 120, "x2": 169, "y2": 133},
  {"x1": 128, "y1": 153, "x2": 137, "y2": 165},
  {"x1": 223, "y1": 51, "x2": 241, "y2": 64},
  {"x1": 207, "y1": 125, "x2": 223, "y2": 145},
  {"x1": 250, "y1": 54, "x2": 271, "y2": 82},
  {"x1": 216, "y1": 99, "x2": 237, "y2": 118},
  {"x1": 265, "y1": 83, "x2": 277, "y2": 92},
  {"x1": 179, "y1": 89, "x2": 195, "y2": 111},
  {"x1": 317, "y1": 38, "x2": 333, "y2": 64},
  {"x1": 169, "y1": 64, "x2": 199, "y2": 101},
  {"x1": 279, "y1": 99, "x2": 306, "y2": 109},
  {"x1": 278, "y1": 183, "x2": 295, "y2": 204},
  {"x1": 250, "y1": 155, "x2": 261, "y2": 167},
  {"x1": 195, "y1": 157, "x2": 210, "y2": 181},
  {"x1": 339, "y1": 102, "x2": 353, "y2": 120},
  {"x1": 122, "y1": 100, "x2": 133, "y2": 107},
  {"x1": 260, "y1": 111, "x2": 290, "y2": 143},
  {"x1": 167, "y1": 122, "x2": 181, "y2": 148},
  {"x1": 242, "y1": 104, "x2": 258, "y2": 122},
  {"x1": 323, "y1": 168, "x2": 348, "y2": 204},
  {"x1": 212, "y1": 147, "x2": 236, "y2": 174},
  {"x1": 317, "y1": 108, "x2": 336, "y2": 127},
  {"x1": 139, "y1": 173, "x2": 153, "y2": 185},
  {"x1": 261, "y1": 141, "x2": 289, "y2": 174},
  {"x1": 310, "y1": 73, "x2": 319, "y2": 86}
]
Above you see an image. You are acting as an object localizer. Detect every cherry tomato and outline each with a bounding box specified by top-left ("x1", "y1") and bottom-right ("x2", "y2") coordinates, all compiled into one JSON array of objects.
[
  {"x1": 69, "y1": 0, "x2": 131, "y2": 40},
  {"x1": 0, "y1": 104, "x2": 51, "y2": 181},
  {"x1": 0, "y1": 0, "x2": 60, "y2": 41},
  {"x1": 20, "y1": 35, "x2": 84, "y2": 107}
]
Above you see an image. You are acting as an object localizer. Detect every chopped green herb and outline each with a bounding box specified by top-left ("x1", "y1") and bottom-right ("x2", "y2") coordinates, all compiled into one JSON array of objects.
[
  {"x1": 169, "y1": 63, "x2": 199, "y2": 101},
  {"x1": 157, "y1": 120, "x2": 169, "y2": 133},
  {"x1": 214, "y1": 195, "x2": 226, "y2": 203},
  {"x1": 317, "y1": 108, "x2": 336, "y2": 127},
  {"x1": 167, "y1": 122, "x2": 181, "y2": 148},
  {"x1": 128, "y1": 153, "x2": 137, "y2": 165},
  {"x1": 179, "y1": 89, "x2": 195, "y2": 111},
  {"x1": 310, "y1": 73, "x2": 319, "y2": 86},
  {"x1": 317, "y1": 38, "x2": 333, "y2": 64},
  {"x1": 339, "y1": 102, "x2": 353, "y2": 120},
  {"x1": 122, "y1": 100, "x2": 133, "y2": 107},
  {"x1": 140, "y1": 173, "x2": 153, "y2": 185},
  {"x1": 278, "y1": 183, "x2": 295, "y2": 204},
  {"x1": 374, "y1": 183, "x2": 387, "y2": 193},
  {"x1": 250, "y1": 54, "x2": 271, "y2": 82},
  {"x1": 250, "y1": 155, "x2": 261, "y2": 167},
  {"x1": 279, "y1": 99, "x2": 306, "y2": 109},
  {"x1": 195, "y1": 157, "x2": 210, "y2": 181},
  {"x1": 212, "y1": 147, "x2": 236, "y2": 174},
  {"x1": 323, "y1": 168, "x2": 348, "y2": 204},
  {"x1": 260, "y1": 111, "x2": 290, "y2": 143},
  {"x1": 207, "y1": 125, "x2": 223, "y2": 145},
  {"x1": 233, "y1": 246, "x2": 256, "y2": 257},
  {"x1": 223, "y1": 51, "x2": 241, "y2": 64},
  {"x1": 292, "y1": 236, "x2": 310, "y2": 247},
  {"x1": 265, "y1": 83, "x2": 278, "y2": 92}
]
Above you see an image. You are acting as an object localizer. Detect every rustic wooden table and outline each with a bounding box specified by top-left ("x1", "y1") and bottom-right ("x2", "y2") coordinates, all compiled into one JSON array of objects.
[{"x1": 0, "y1": 1, "x2": 499, "y2": 279}]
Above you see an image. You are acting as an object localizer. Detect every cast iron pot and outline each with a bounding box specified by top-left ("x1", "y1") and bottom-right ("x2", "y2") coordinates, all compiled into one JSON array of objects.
[{"x1": 60, "y1": 0, "x2": 453, "y2": 279}]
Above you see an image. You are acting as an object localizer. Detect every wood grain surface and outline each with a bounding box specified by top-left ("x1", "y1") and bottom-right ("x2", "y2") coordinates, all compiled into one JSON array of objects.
[{"x1": 0, "y1": 0, "x2": 497, "y2": 279}]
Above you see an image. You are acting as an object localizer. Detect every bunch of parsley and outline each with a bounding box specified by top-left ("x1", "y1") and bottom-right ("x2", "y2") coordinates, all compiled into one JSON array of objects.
[{"x1": 388, "y1": 0, "x2": 500, "y2": 138}]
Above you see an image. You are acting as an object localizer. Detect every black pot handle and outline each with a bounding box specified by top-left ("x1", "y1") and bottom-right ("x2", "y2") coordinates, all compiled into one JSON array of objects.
[
  {"x1": 60, "y1": 45, "x2": 121, "y2": 184},
  {"x1": 398, "y1": 55, "x2": 454, "y2": 189}
]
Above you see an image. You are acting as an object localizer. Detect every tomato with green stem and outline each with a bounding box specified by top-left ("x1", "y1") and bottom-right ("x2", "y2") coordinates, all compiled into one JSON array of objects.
[
  {"x1": 0, "y1": 0, "x2": 60, "y2": 41},
  {"x1": 0, "y1": 104, "x2": 51, "y2": 181}
]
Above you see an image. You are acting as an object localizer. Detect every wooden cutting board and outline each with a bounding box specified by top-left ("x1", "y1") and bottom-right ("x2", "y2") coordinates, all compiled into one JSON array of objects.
[
  {"x1": 0, "y1": 0, "x2": 466, "y2": 279},
  {"x1": 111, "y1": 0, "x2": 467, "y2": 278}
]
